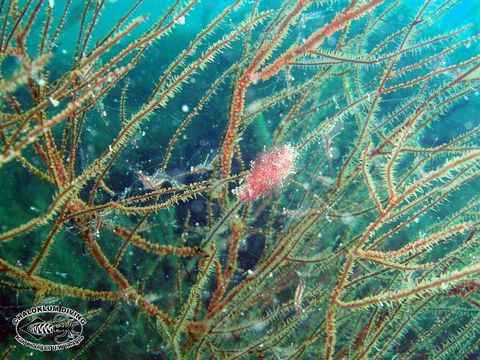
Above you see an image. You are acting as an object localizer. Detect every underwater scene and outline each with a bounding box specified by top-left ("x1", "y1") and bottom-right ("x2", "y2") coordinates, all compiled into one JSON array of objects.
[{"x1": 0, "y1": 0, "x2": 480, "y2": 359}]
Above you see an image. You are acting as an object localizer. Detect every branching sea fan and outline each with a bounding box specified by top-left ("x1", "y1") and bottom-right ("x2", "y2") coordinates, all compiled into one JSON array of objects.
[{"x1": 0, "y1": 0, "x2": 479, "y2": 359}]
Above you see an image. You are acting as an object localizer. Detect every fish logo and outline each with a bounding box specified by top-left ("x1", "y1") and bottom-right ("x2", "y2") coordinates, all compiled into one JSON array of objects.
[{"x1": 12, "y1": 306, "x2": 86, "y2": 351}]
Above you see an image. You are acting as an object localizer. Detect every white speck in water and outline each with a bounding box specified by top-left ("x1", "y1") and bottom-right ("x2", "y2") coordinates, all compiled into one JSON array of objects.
[
  {"x1": 49, "y1": 97, "x2": 59, "y2": 107},
  {"x1": 181, "y1": 104, "x2": 189, "y2": 112},
  {"x1": 174, "y1": 16, "x2": 186, "y2": 25},
  {"x1": 330, "y1": 146, "x2": 340, "y2": 160},
  {"x1": 341, "y1": 213, "x2": 354, "y2": 226}
]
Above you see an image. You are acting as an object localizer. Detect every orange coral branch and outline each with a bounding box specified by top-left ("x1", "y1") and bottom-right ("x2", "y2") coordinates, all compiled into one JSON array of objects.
[{"x1": 259, "y1": 0, "x2": 385, "y2": 81}]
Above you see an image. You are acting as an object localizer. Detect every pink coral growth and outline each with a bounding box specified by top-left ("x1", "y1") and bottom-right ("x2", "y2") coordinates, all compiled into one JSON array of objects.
[{"x1": 236, "y1": 145, "x2": 297, "y2": 203}]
